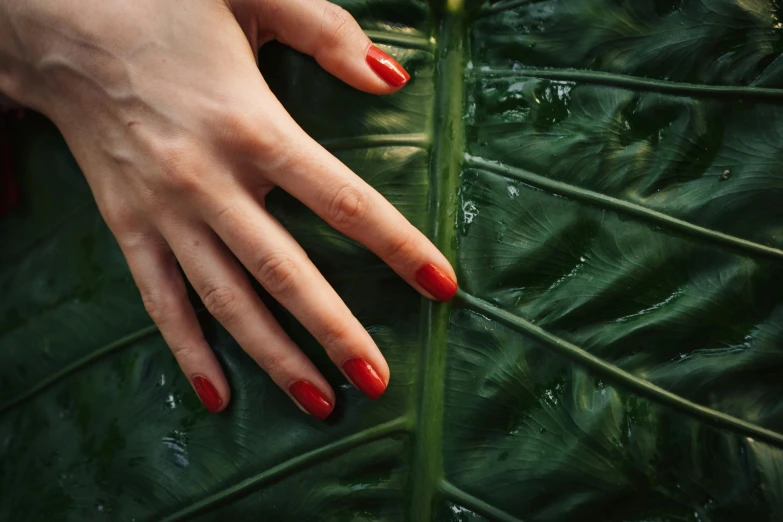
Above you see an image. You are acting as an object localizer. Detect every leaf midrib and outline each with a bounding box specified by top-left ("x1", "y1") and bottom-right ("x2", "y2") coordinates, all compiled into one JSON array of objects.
[{"x1": 407, "y1": 2, "x2": 467, "y2": 519}]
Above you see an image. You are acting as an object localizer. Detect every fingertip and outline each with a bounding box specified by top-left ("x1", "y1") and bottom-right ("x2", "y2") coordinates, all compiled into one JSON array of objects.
[
  {"x1": 122, "y1": 241, "x2": 234, "y2": 414},
  {"x1": 192, "y1": 374, "x2": 228, "y2": 413},
  {"x1": 415, "y1": 263, "x2": 458, "y2": 302},
  {"x1": 259, "y1": 0, "x2": 410, "y2": 95},
  {"x1": 342, "y1": 357, "x2": 388, "y2": 400},
  {"x1": 216, "y1": 383, "x2": 232, "y2": 412},
  {"x1": 315, "y1": 42, "x2": 409, "y2": 96},
  {"x1": 289, "y1": 380, "x2": 335, "y2": 420},
  {"x1": 365, "y1": 45, "x2": 410, "y2": 90}
]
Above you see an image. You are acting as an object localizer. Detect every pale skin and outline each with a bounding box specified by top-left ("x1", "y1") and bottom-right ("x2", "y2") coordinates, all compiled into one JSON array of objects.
[{"x1": 0, "y1": 0, "x2": 457, "y2": 417}]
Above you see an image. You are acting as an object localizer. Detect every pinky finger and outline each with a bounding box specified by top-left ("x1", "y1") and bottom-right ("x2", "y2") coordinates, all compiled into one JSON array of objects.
[{"x1": 122, "y1": 237, "x2": 230, "y2": 413}]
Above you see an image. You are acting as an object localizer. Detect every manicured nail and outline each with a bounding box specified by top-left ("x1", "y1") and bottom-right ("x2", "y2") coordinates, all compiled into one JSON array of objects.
[
  {"x1": 366, "y1": 46, "x2": 410, "y2": 88},
  {"x1": 192, "y1": 375, "x2": 223, "y2": 413},
  {"x1": 289, "y1": 380, "x2": 334, "y2": 421},
  {"x1": 415, "y1": 263, "x2": 458, "y2": 302},
  {"x1": 342, "y1": 358, "x2": 386, "y2": 400}
]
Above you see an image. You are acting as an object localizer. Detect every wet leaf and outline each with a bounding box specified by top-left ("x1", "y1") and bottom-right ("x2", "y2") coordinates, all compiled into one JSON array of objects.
[{"x1": 2, "y1": 0, "x2": 783, "y2": 520}]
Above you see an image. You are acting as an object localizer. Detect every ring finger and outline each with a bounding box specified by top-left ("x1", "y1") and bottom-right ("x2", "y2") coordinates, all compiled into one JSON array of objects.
[
  {"x1": 204, "y1": 191, "x2": 390, "y2": 401},
  {"x1": 121, "y1": 234, "x2": 229, "y2": 413},
  {"x1": 161, "y1": 220, "x2": 336, "y2": 420}
]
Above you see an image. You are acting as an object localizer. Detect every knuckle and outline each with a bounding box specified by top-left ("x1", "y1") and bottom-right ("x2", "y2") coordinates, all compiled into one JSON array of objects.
[
  {"x1": 141, "y1": 290, "x2": 171, "y2": 325},
  {"x1": 169, "y1": 342, "x2": 195, "y2": 361},
  {"x1": 321, "y1": 4, "x2": 356, "y2": 49},
  {"x1": 141, "y1": 290, "x2": 165, "y2": 324},
  {"x1": 254, "y1": 251, "x2": 299, "y2": 296},
  {"x1": 318, "y1": 322, "x2": 350, "y2": 353},
  {"x1": 326, "y1": 184, "x2": 370, "y2": 229},
  {"x1": 154, "y1": 141, "x2": 203, "y2": 194},
  {"x1": 101, "y1": 203, "x2": 138, "y2": 235},
  {"x1": 212, "y1": 111, "x2": 249, "y2": 143},
  {"x1": 217, "y1": 112, "x2": 267, "y2": 150},
  {"x1": 383, "y1": 231, "x2": 417, "y2": 264},
  {"x1": 212, "y1": 110, "x2": 287, "y2": 168},
  {"x1": 212, "y1": 203, "x2": 238, "y2": 228},
  {"x1": 115, "y1": 230, "x2": 146, "y2": 251},
  {"x1": 255, "y1": 350, "x2": 288, "y2": 378},
  {"x1": 0, "y1": 79, "x2": 23, "y2": 107},
  {"x1": 202, "y1": 285, "x2": 239, "y2": 324}
]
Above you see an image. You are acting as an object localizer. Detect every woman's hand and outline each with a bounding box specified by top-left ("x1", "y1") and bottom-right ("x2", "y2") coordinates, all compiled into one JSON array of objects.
[{"x1": 0, "y1": 0, "x2": 457, "y2": 419}]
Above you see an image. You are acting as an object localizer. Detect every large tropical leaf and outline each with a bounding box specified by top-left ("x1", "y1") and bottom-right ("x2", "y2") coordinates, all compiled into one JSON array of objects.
[{"x1": 2, "y1": 0, "x2": 783, "y2": 520}]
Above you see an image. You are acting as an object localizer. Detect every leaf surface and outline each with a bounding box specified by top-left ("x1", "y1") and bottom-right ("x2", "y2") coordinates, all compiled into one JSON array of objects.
[{"x1": 2, "y1": 0, "x2": 783, "y2": 520}]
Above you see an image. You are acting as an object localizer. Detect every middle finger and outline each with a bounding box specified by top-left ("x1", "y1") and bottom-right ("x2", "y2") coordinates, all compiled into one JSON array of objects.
[
  {"x1": 204, "y1": 191, "x2": 390, "y2": 400},
  {"x1": 160, "y1": 220, "x2": 337, "y2": 419}
]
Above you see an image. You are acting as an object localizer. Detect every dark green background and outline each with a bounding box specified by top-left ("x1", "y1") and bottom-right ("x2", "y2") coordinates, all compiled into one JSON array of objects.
[{"x1": 2, "y1": 0, "x2": 783, "y2": 520}]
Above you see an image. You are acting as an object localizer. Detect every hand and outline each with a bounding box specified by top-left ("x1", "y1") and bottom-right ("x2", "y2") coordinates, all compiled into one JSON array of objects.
[{"x1": 0, "y1": 0, "x2": 457, "y2": 419}]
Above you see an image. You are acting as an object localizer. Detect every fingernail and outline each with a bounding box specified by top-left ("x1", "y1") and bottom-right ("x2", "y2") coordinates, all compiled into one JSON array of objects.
[
  {"x1": 415, "y1": 263, "x2": 458, "y2": 302},
  {"x1": 342, "y1": 358, "x2": 386, "y2": 400},
  {"x1": 366, "y1": 46, "x2": 410, "y2": 88},
  {"x1": 289, "y1": 380, "x2": 334, "y2": 421},
  {"x1": 192, "y1": 375, "x2": 223, "y2": 413}
]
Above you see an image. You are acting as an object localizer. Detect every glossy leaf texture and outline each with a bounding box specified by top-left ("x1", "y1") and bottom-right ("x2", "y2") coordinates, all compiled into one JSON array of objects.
[{"x1": 2, "y1": 0, "x2": 783, "y2": 520}]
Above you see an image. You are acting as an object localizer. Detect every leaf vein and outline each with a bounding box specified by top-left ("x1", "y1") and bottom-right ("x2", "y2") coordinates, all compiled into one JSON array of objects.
[
  {"x1": 439, "y1": 480, "x2": 526, "y2": 522},
  {"x1": 474, "y1": 67, "x2": 783, "y2": 102},
  {"x1": 0, "y1": 322, "x2": 160, "y2": 414},
  {"x1": 466, "y1": 155, "x2": 783, "y2": 262},
  {"x1": 318, "y1": 133, "x2": 430, "y2": 151},
  {"x1": 364, "y1": 30, "x2": 434, "y2": 51},
  {"x1": 459, "y1": 290, "x2": 783, "y2": 449},
  {"x1": 157, "y1": 417, "x2": 412, "y2": 522}
]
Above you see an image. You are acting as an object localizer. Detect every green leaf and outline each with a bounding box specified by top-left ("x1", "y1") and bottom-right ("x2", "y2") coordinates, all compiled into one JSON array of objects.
[{"x1": 2, "y1": 0, "x2": 783, "y2": 520}]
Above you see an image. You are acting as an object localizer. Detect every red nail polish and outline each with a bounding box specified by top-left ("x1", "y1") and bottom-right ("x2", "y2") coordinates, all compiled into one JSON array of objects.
[
  {"x1": 415, "y1": 263, "x2": 458, "y2": 302},
  {"x1": 342, "y1": 358, "x2": 386, "y2": 400},
  {"x1": 289, "y1": 380, "x2": 334, "y2": 420},
  {"x1": 192, "y1": 375, "x2": 223, "y2": 413},
  {"x1": 366, "y1": 46, "x2": 410, "y2": 88}
]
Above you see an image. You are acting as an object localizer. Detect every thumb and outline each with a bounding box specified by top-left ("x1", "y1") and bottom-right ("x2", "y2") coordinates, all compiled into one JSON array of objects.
[{"x1": 243, "y1": 0, "x2": 410, "y2": 93}]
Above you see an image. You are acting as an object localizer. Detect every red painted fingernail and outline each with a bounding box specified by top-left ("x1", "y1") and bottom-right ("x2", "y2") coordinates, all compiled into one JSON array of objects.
[
  {"x1": 366, "y1": 46, "x2": 410, "y2": 88},
  {"x1": 415, "y1": 263, "x2": 457, "y2": 302},
  {"x1": 192, "y1": 375, "x2": 223, "y2": 413},
  {"x1": 342, "y1": 358, "x2": 386, "y2": 400},
  {"x1": 289, "y1": 380, "x2": 334, "y2": 420}
]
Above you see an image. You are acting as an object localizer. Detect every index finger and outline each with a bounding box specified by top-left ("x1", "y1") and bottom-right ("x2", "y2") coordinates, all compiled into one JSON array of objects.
[{"x1": 263, "y1": 129, "x2": 458, "y2": 302}]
